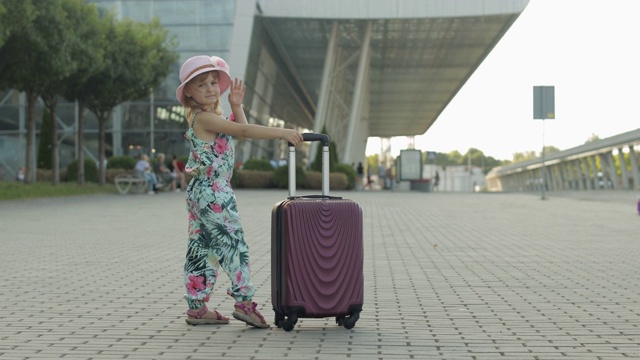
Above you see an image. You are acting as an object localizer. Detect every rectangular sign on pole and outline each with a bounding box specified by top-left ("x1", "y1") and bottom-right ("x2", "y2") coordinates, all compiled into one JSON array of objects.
[
  {"x1": 533, "y1": 86, "x2": 555, "y2": 119},
  {"x1": 399, "y1": 149, "x2": 422, "y2": 181}
]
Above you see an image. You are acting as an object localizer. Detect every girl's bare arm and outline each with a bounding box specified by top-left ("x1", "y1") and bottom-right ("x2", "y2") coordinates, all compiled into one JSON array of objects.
[{"x1": 195, "y1": 112, "x2": 303, "y2": 146}]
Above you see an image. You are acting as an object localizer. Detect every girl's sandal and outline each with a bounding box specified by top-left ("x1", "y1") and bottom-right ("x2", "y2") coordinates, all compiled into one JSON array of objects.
[
  {"x1": 232, "y1": 301, "x2": 270, "y2": 329},
  {"x1": 185, "y1": 306, "x2": 230, "y2": 325}
]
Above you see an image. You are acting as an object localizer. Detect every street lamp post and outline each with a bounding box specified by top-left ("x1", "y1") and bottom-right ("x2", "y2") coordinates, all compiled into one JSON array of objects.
[{"x1": 533, "y1": 86, "x2": 555, "y2": 200}]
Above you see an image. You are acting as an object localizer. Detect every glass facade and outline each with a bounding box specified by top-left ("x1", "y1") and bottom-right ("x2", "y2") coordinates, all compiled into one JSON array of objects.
[{"x1": 88, "y1": 0, "x2": 237, "y2": 160}]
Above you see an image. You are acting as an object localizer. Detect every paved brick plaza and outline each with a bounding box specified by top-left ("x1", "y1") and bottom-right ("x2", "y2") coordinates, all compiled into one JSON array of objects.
[{"x1": 0, "y1": 189, "x2": 638, "y2": 359}]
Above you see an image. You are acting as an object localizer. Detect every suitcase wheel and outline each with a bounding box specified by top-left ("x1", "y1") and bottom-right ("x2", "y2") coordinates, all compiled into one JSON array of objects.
[
  {"x1": 336, "y1": 311, "x2": 360, "y2": 330},
  {"x1": 282, "y1": 314, "x2": 298, "y2": 332},
  {"x1": 275, "y1": 312, "x2": 298, "y2": 332},
  {"x1": 274, "y1": 313, "x2": 285, "y2": 328}
]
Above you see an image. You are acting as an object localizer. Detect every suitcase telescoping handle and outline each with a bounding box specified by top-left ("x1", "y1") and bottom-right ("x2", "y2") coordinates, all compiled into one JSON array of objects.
[{"x1": 288, "y1": 133, "x2": 330, "y2": 197}]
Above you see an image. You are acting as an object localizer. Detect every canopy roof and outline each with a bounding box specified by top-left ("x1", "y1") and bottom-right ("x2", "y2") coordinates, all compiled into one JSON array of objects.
[{"x1": 258, "y1": 0, "x2": 529, "y2": 137}]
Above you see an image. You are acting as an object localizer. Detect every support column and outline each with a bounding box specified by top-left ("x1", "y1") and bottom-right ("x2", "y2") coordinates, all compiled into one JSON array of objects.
[
  {"x1": 605, "y1": 152, "x2": 618, "y2": 189},
  {"x1": 502, "y1": 175, "x2": 509, "y2": 192},
  {"x1": 598, "y1": 154, "x2": 608, "y2": 189},
  {"x1": 586, "y1": 156, "x2": 596, "y2": 189},
  {"x1": 618, "y1": 147, "x2": 629, "y2": 189},
  {"x1": 543, "y1": 166, "x2": 552, "y2": 192},
  {"x1": 18, "y1": 92, "x2": 26, "y2": 171},
  {"x1": 629, "y1": 145, "x2": 640, "y2": 190},
  {"x1": 552, "y1": 164, "x2": 562, "y2": 190},
  {"x1": 568, "y1": 161, "x2": 576, "y2": 190},
  {"x1": 579, "y1": 157, "x2": 590, "y2": 190},
  {"x1": 573, "y1": 160, "x2": 581, "y2": 189},
  {"x1": 515, "y1": 173, "x2": 524, "y2": 191},
  {"x1": 343, "y1": 21, "x2": 371, "y2": 164},
  {"x1": 556, "y1": 163, "x2": 564, "y2": 190},
  {"x1": 510, "y1": 174, "x2": 517, "y2": 192},
  {"x1": 565, "y1": 161, "x2": 575, "y2": 189},
  {"x1": 547, "y1": 165, "x2": 555, "y2": 191},
  {"x1": 560, "y1": 162, "x2": 569, "y2": 190},
  {"x1": 520, "y1": 172, "x2": 527, "y2": 192},
  {"x1": 309, "y1": 21, "x2": 338, "y2": 163},
  {"x1": 599, "y1": 153, "x2": 613, "y2": 189}
]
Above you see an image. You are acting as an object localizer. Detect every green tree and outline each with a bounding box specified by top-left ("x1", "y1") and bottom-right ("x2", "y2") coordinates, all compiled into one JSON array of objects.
[
  {"x1": 366, "y1": 154, "x2": 379, "y2": 174},
  {"x1": 84, "y1": 17, "x2": 177, "y2": 185},
  {"x1": 585, "y1": 133, "x2": 600, "y2": 144},
  {"x1": 40, "y1": 0, "x2": 95, "y2": 185},
  {"x1": 446, "y1": 150, "x2": 464, "y2": 165},
  {"x1": 512, "y1": 150, "x2": 537, "y2": 163},
  {"x1": 0, "y1": 0, "x2": 65, "y2": 183},
  {"x1": 60, "y1": 2, "x2": 106, "y2": 185},
  {"x1": 483, "y1": 155, "x2": 504, "y2": 173},
  {"x1": 542, "y1": 145, "x2": 561, "y2": 155},
  {"x1": 0, "y1": 0, "x2": 10, "y2": 48}
]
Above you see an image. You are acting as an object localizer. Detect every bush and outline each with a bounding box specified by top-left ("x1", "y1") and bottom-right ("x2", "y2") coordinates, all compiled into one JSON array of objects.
[
  {"x1": 273, "y1": 164, "x2": 305, "y2": 189},
  {"x1": 309, "y1": 140, "x2": 339, "y2": 172},
  {"x1": 242, "y1": 159, "x2": 274, "y2": 172},
  {"x1": 237, "y1": 170, "x2": 274, "y2": 188},
  {"x1": 107, "y1": 155, "x2": 136, "y2": 170},
  {"x1": 66, "y1": 159, "x2": 98, "y2": 182},
  {"x1": 309, "y1": 126, "x2": 339, "y2": 172},
  {"x1": 304, "y1": 171, "x2": 349, "y2": 190},
  {"x1": 333, "y1": 163, "x2": 357, "y2": 190}
]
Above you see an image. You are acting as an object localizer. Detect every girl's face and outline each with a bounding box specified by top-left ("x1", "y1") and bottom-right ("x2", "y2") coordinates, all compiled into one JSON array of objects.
[{"x1": 185, "y1": 71, "x2": 220, "y2": 108}]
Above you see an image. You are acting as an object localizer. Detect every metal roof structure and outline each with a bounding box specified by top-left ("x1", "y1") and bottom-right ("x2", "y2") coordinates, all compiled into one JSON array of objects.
[{"x1": 257, "y1": 0, "x2": 529, "y2": 138}]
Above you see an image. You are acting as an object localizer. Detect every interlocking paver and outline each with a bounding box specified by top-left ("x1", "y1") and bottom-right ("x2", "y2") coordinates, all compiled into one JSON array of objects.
[{"x1": 1, "y1": 189, "x2": 639, "y2": 359}]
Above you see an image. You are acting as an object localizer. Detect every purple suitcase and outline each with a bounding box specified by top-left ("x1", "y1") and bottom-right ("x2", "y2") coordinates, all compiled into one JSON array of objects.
[{"x1": 271, "y1": 133, "x2": 363, "y2": 331}]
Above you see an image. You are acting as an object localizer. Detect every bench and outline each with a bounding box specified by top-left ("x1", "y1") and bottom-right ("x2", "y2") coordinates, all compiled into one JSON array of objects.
[{"x1": 115, "y1": 174, "x2": 148, "y2": 194}]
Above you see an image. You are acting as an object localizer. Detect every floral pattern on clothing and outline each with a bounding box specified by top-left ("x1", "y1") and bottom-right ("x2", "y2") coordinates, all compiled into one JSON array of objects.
[{"x1": 183, "y1": 114, "x2": 255, "y2": 310}]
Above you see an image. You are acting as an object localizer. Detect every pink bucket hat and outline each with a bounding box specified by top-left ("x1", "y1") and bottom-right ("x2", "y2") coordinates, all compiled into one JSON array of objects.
[{"x1": 175, "y1": 55, "x2": 231, "y2": 106}]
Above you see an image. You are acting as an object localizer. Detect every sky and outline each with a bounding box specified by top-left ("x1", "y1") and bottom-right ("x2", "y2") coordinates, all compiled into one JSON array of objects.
[{"x1": 366, "y1": 0, "x2": 640, "y2": 161}]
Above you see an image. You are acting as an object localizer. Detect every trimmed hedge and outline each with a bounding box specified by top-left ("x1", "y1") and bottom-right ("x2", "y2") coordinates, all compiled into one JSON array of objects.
[
  {"x1": 304, "y1": 171, "x2": 348, "y2": 190},
  {"x1": 107, "y1": 155, "x2": 136, "y2": 170},
  {"x1": 66, "y1": 159, "x2": 98, "y2": 182},
  {"x1": 333, "y1": 163, "x2": 357, "y2": 190},
  {"x1": 273, "y1": 164, "x2": 306, "y2": 189},
  {"x1": 237, "y1": 170, "x2": 274, "y2": 188}
]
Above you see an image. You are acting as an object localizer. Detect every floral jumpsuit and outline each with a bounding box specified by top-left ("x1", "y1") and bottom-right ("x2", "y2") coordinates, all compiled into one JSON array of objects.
[{"x1": 183, "y1": 113, "x2": 254, "y2": 310}]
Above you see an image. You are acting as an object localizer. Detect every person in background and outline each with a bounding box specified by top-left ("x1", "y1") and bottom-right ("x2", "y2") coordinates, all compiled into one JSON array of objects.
[
  {"x1": 133, "y1": 154, "x2": 158, "y2": 194},
  {"x1": 154, "y1": 153, "x2": 177, "y2": 192},
  {"x1": 378, "y1": 162, "x2": 386, "y2": 188},
  {"x1": 356, "y1": 162, "x2": 364, "y2": 191},
  {"x1": 16, "y1": 166, "x2": 25, "y2": 182},
  {"x1": 171, "y1": 154, "x2": 186, "y2": 190}
]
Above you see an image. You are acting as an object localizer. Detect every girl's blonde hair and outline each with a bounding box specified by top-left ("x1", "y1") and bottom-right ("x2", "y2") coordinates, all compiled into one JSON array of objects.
[{"x1": 183, "y1": 70, "x2": 224, "y2": 126}]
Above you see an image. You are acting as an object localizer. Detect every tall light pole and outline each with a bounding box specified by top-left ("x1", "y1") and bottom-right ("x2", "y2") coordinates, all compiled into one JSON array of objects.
[{"x1": 533, "y1": 86, "x2": 555, "y2": 200}]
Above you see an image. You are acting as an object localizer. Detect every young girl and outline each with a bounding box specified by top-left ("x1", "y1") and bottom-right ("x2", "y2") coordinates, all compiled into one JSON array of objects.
[{"x1": 176, "y1": 55, "x2": 303, "y2": 328}]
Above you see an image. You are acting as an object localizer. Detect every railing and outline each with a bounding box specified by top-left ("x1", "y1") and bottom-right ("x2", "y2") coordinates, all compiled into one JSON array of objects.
[{"x1": 487, "y1": 128, "x2": 640, "y2": 192}]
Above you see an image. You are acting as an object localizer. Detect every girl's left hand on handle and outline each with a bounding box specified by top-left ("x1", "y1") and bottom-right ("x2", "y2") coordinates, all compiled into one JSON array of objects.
[{"x1": 282, "y1": 129, "x2": 304, "y2": 146}]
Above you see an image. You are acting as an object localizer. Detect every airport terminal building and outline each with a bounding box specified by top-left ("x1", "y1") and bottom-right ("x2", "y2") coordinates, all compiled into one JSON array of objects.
[{"x1": 0, "y1": 0, "x2": 528, "y2": 181}]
